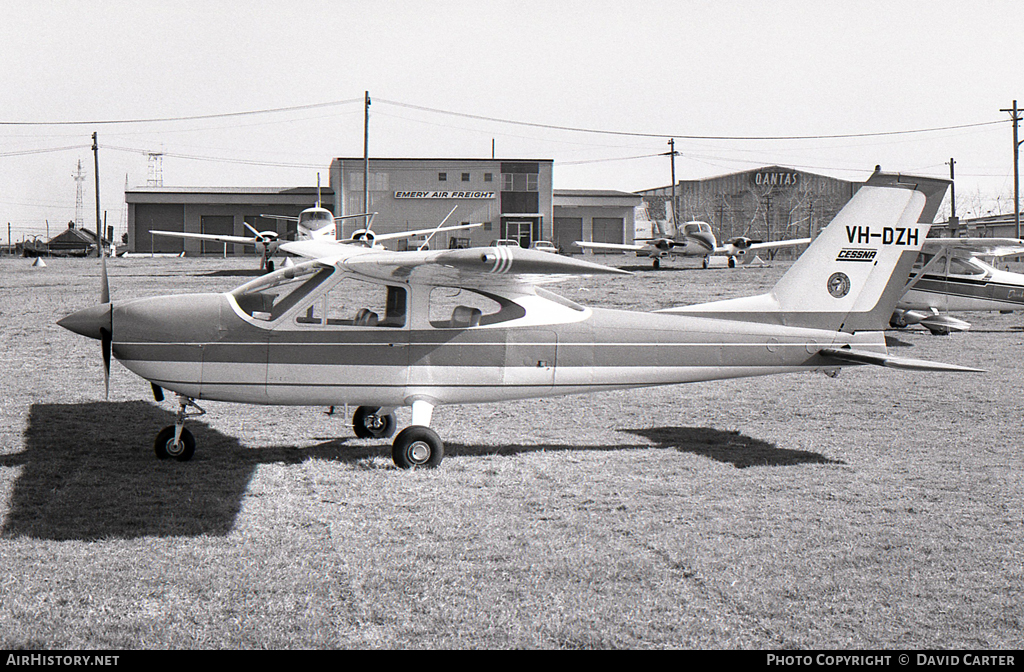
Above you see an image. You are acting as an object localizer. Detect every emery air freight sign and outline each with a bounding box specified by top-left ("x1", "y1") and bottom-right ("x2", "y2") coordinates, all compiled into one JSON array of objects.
[{"x1": 394, "y1": 191, "x2": 497, "y2": 199}]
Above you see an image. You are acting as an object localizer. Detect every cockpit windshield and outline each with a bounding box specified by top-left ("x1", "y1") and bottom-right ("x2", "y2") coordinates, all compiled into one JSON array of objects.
[
  {"x1": 298, "y1": 209, "x2": 334, "y2": 230},
  {"x1": 230, "y1": 261, "x2": 334, "y2": 321},
  {"x1": 683, "y1": 222, "x2": 710, "y2": 235}
]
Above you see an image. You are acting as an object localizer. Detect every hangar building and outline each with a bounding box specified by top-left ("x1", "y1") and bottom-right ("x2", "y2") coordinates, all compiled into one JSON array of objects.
[
  {"x1": 635, "y1": 165, "x2": 859, "y2": 246},
  {"x1": 125, "y1": 157, "x2": 640, "y2": 254}
]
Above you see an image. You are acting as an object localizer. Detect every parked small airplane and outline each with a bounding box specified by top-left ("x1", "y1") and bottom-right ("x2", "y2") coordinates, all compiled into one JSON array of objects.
[
  {"x1": 152, "y1": 203, "x2": 479, "y2": 272},
  {"x1": 890, "y1": 237, "x2": 1024, "y2": 334},
  {"x1": 574, "y1": 220, "x2": 811, "y2": 268},
  {"x1": 59, "y1": 170, "x2": 979, "y2": 469}
]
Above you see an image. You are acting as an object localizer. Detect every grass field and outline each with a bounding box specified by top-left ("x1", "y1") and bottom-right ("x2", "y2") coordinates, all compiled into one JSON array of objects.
[{"x1": 0, "y1": 254, "x2": 1021, "y2": 649}]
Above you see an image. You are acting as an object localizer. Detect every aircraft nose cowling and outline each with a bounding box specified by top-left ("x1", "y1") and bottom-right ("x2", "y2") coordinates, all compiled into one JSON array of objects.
[{"x1": 57, "y1": 303, "x2": 112, "y2": 341}]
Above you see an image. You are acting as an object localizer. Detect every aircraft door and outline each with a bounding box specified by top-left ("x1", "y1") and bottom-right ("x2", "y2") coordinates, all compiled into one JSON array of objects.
[
  {"x1": 267, "y1": 279, "x2": 410, "y2": 406},
  {"x1": 202, "y1": 299, "x2": 269, "y2": 403}
]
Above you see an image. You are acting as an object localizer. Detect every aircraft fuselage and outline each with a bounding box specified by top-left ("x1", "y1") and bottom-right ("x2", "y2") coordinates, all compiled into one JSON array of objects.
[
  {"x1": 900, "y1": 257, "x2": 1024, "y2": 312},
  {"x1": 111, "y1": 280, "x2": 882, "y2": 409}
]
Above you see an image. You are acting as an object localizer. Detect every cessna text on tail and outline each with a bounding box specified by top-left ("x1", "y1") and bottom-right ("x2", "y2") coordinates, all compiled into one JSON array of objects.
[{"x1": 59, "y1": 170, "x2": 978, "y2": 470}]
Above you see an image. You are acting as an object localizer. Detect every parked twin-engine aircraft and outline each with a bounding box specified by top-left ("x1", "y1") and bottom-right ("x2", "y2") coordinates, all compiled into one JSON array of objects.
[
  {"x1": 149, "y1": 201, "x2": 355, "y2": 272},
  {"x1": 574, "y1": 220, "x2": 811, "y2": 268},
  {"x1": 59, "y1": 170, "x2": 980, "y2": 470},
  {"x1": 890, "y1": 237, "x2": 1024, "y2": 334},
  {"x1": 151, "y1": 202, "x2": 479, "y2": 272}
]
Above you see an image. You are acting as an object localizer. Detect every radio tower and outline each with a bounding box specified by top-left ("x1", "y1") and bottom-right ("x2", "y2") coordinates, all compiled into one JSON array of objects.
[
  {"x1": 72, "y1": 159, "x2": 86, "y2": 228},
  {"x1": 146, "y1": 152, "x2": 164, "y2": 186}
]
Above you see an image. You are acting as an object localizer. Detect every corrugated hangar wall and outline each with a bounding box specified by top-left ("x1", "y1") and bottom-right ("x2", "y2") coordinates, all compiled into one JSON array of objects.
[{"x1": 638, "y1": 166, "x2": 858, "y2": 247}]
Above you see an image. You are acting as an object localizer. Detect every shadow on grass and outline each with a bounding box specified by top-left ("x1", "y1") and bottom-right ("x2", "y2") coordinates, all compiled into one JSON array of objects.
[
  {"x1": 437, "y1": 426, "x2": 843, "y2": 470},
  {"x1": 201, "y1": 268, "x2": 264, "y2": 277},
  {"x1": 885, "y1": 333, "x2": 916, "y2": 348},
  {"x1": 623, "y1": 426, "x2": 845, "y2": 469},
  {"x1": 1, "y1": 405, "x2": 842, "y2": 541},
  {"x1": 0, "y1": 401, "x2": 362, "y2": 541}
]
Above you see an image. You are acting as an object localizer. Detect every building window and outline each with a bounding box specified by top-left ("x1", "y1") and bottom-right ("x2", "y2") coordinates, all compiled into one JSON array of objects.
[
  {"x1": 501, "y1": 173, "x2": 539, "y2": 192},
  {"x1": 462, "y1": 172, "x2": 471, "y2": 182},
  {"x1": 438, "y1": 172, "x2": 447, "y2": 182},
  {"x1": 484, "y1": 173, "x2": 493, "y2": 182}
]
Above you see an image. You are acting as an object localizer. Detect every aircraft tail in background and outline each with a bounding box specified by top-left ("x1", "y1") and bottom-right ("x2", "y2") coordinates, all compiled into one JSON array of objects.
[{"x1": 659, "y1": 170, "x2": 951, "y2": 334}]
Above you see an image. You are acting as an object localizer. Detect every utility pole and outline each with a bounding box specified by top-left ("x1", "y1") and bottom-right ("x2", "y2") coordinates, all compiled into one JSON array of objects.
[
  {"x1": 1000, "y1": 100, "x2": 1022, "y2": 238},
  {"x1": 363, "y1": 91, "x2": 371, "y2": 229},
  {"x1": 947, "y1": 158, "x2": 957, "y2": 233},
  {"x1": 92, "y1": 132, "x2": 102, "y2": 257},
  {"x1": 667, "y1": 139, "x2": 678, "y2": 227}
]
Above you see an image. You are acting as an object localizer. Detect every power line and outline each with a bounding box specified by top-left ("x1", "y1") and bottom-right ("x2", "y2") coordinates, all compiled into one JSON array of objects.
[
  {"x1": 0, "y1": 95, "x2": 1006, "y2": 141},
  {"x1": 103, "y1": 144, "x2": 325, "y2": 169},
  {"x1": 0, "y1": 144, "x2": 90, "y2": 157},
  {"x1": 375, "y1": 97, "x2": 1006, "y2": 141},
  {"x1": 0, "y1": 98, "x2": 363, "y2": 126}
]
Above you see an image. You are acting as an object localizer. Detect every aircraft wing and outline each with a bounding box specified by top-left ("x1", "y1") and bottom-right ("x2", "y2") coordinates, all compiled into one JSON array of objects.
[
  {"x1": 922, "y1": 237, "x2": 1024, "y2": 258},
  {"x1": 573, "y1": 241, "x2": 647, "y2": 252},
  {"x1": 150, "y1": 230, "x2": 261, "y2": 246},
  {"x1": 819, "y1": 347, "x2": 983, "y2": 372},
  {"x1": 321, "y1": 245, "x2": 630, "y2": 289},
  {"x1": 362, "y1": 222, "x2": 483, "y2": 244},
  {"x1": 713, "y1": 238, "x2": 812, "y2": 255}
]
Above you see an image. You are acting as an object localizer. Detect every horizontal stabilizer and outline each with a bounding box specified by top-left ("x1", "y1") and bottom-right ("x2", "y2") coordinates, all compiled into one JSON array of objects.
[{"x1": 819, "y1": 347, "x2": 983, "y2": 372}]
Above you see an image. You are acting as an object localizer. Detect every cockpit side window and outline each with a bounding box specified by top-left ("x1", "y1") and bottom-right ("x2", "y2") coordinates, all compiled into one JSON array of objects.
[
  {"x1": 296, "y1": 276, "x2": 406, "y2": 328},
  {"x1": 231, "y1": 264, "x2": 333, "y2": 321}
]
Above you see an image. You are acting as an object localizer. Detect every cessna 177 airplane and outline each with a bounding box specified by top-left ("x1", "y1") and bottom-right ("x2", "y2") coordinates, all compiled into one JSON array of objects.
[
  {"x1": 889, "y1": 237, "x2": 1024, "y2": 334},
  {"x1": 574, "y1": 220, "x2": 811, "y2": 269},
  {"x1": 59, "y1": 170, "x2": 980, "y2": 470}
]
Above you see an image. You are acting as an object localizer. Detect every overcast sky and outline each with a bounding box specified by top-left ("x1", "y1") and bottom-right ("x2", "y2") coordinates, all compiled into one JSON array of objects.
[{"x1": 1, "y1": 0, "x2": 1021, "y2": 240}]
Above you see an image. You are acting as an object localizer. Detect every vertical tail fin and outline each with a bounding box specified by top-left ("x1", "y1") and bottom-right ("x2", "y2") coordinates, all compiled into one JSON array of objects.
[{"x1": 661, "y1": 170, "x2": 950, "y2": 333}]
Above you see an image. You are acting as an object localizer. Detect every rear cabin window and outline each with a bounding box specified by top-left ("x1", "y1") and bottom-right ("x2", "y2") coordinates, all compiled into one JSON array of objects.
[
  {"x1": 296, "y1": 276, "x2": 406, "y2": 328},
  {"x1": 428, "y1": 286, "x2": 525, "y2": 328},
  {"x1": 948, "y1": 258, "x2": 985, "y2": 276}
]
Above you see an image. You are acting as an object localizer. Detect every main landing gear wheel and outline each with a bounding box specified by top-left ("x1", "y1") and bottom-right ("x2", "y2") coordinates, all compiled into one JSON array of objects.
[
  {"x1": 728, "y1": 256, "x2": 736, "y2": 268},
  {"x1": 652, "y1": 258, "x2": 661, "y2": 269},
  {"x1": 353, "y1": 406, "x2": 397, "y2": 439},
  {"x1": 391, "y1": 426, "x2": 444, "y2": 469},
  {"x1": 154, "y1": 426, "x2": 195, "y2": 461},
  {"x1": 702, "y1": 256, "x2": 709, "y2": 269}
]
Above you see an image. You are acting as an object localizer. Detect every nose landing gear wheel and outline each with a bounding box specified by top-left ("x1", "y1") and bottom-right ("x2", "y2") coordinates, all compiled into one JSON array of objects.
[
  {"x1": 391, "y1": 426, "x2": 444, "y2": 469},
  {"x1": 154, "y1": 426, "x2": 195, "y2": 461},
  {"x1": 353, "y1": 406, "x2": 397, "y2": 439}
]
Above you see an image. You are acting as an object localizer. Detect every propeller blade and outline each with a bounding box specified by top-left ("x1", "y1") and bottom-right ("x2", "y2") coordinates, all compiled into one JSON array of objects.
[
  {"x1": 100, "y1": 251, "x2": 110, "y2": 304},
  {"x1": 101, "y1": 252, "x2": 111, "y2": 398},
  {"x1": 151, "y1": 383, "x2": 164, "y2": 402},
  {"x1": 101, "y1": 328, "x2": 111, "y2": 400},
  {"x1": 244, "y1": 221, "x2": 261, "y2": 237}
]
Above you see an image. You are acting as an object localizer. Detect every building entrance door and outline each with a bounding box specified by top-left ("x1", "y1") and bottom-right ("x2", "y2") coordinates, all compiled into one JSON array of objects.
[{"x1": 506, "y1": 220, "x2": 533, "y2": 248}]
